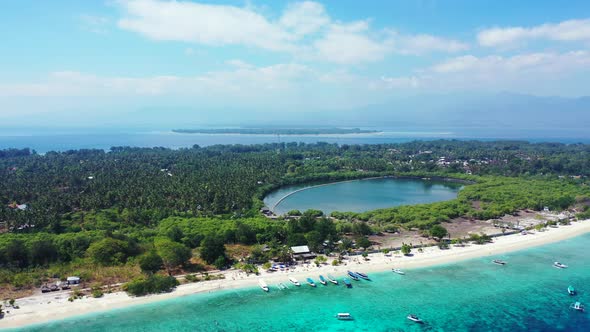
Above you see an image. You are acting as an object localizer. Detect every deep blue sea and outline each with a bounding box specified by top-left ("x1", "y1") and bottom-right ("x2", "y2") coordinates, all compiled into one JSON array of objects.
[
  {"x1": 1, "y1": 127, "x2": 589, "y2": 153},
  {"x1": 11, "y1": 232, "x2": 590, "y2": 332}
]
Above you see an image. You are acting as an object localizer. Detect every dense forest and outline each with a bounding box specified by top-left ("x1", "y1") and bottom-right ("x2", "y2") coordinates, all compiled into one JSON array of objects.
[{"x1": 1, "y1": 140, "x2": 590, "y2": 294}]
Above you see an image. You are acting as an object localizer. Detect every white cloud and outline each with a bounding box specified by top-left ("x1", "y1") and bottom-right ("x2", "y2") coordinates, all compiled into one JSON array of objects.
[
  {"x1": 478, "y1": 18, "x2": 590, "y2": 47},
  {"x1": 431, "y1": 51, "x2": 590, "y2": 74},
  {"x1": 313, "y1": 21, "x2": 392, "y2": 64},
  {"x1": 280, "y1": 1, "x2": 330, "y2": 37},
  {"x1": 116, "y1": 0, "x2": 467, "y2": 64},
  {"x1": 390, "y1": 32, "x2": 469, "y2": 55},
  {"x1": 118, "y1": 0, "x2": 294, "y2": 51}
]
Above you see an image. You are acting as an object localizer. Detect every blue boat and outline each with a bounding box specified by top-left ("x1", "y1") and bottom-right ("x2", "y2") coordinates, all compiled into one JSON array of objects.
[
  {"x1": 319, "y1": 275, "x2": 327, "y2": 285},
  {"x1": 343, "y1": 278, "x2": 352, "y2": 288},
  {"x1": 306, "y1": 277, "x2": 317, "y2": 287},
  {"x1": 354, "y1": 271, "x2": 370, "y2": 280},
  {"x1": 347, "y1": 271, "x2": 360, "y2": 281}
]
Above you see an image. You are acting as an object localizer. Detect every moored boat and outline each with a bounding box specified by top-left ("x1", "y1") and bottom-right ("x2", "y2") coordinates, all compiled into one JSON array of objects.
[
  {"x1": 336, "y1": 313, "x2": 353, "y2": 320},
  {"x1": 319, "y1": 275, "x2": 327, "y2": 285},
  {"x1": 347, "y1": 271, "x2": 360, "y2": 281},
  {"x1": 553, "y1": 262, "x2": 568, "y2": 269},
  {"x1": 392, "y1": 268, "x2": 405, "y2": 275},
  {"x1": 289, "y1": 276, "x2": 301, "y2": 286},
  {"x1": 492, "y1": 259, "x2": 507, "y2": 265},
  {"x1": 306, "y1": 277, "x2": 317, "y2": 287},
  {"x1": 355, "y1": 271, "x2": 370, "y2": 280},
  {"x1": 571, "y1": 302, "x2": 585, "y2": 312},
  {"x1": 327, "y1": 274, "x2": 339, "y2": 285},
  {"x1": 407, "y1": 314, "x2": 423, "y2": 323},
  {"x1": 343, "y1": 278, "x2": 352, "y2": 288},
  {"x1": 259, "y1": 279, "x2": 269, "y2": 292},
  {"x1": 568, "y1": 285, "x2": 576, "y2": 295}
]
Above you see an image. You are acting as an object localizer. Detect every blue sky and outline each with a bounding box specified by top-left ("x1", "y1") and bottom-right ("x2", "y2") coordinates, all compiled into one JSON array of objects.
[{"x1": 1, "y1": 0, "x2": 590, "y2": 126}]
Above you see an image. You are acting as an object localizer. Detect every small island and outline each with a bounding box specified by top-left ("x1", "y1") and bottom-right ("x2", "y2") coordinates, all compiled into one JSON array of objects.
[{"x1": 172, "y1": 128, "x2": 380, "y2": 135}]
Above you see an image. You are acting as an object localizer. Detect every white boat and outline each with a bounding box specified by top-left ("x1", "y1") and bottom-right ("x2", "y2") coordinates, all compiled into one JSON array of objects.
[
  {"x1": 571, "y1": 302, "x2": 585, "y2": 312},
  {"x1": 259, "y1": 279, "x2": 269, "y2": 292},
  {"x1": 289, "y1": 276, "x2": 301, "y2": 286},
  {"x1": 553, "y1": 262, "x2": 568, "y2": 269},
  {"x1": 336, "y1": 313, "x2": 353, "y2": 320},
  {"x1": 392, "y1": 268, "x2": 405, "y2": 275},
  {"x1": 326, "y1": 274, "x2": 339, "y2": 285},
  {"x1": 407, "y1": 314, "x2": 423, "y2": 323}
]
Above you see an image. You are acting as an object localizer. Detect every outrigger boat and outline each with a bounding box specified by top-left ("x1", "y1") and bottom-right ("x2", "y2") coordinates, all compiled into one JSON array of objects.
[
  {"x1": 553, "y1": 262, "x2": 568, "y2": 269},
  {"x1": 392, "y1": 268, "x2": 405, "y2": 275},
  {"x1": 327, "y1": 274, "x2": 339, "y2": 285},
  {"x1": 347, "y1": 271, "x2": 360, "y2": 281},
  {"x1": 319, "y1": 275, "x2": 328, "y2": 285},
  {"x1": 259, "y1": 279, "x2": 269, "y2": 292},
  {"x1": 289, "y1": 276, "x2": 301, "y2": 286},
  {"x1": 336, "y1": 313, "x2": 353, "y2": 320},
  {"x1": 407, "y1": 314, "x2": 423, "y2": 323},
  {"x1": 568, "y1": 285, "x2": 576, "y2": 295},
  {"x1": 492, "y1": 259, "x2": 507, "y2": 265},
  {"x1": 354, "y1": 271, "x2": 370, "y2": 280},
  {"x1": 343, "y1": 278, "x2": 352, "y2": 288},
  {"x1": 306, "y1": 278, "x2": 317, "y2": 287},
  {"x1": 571, "y1": 302, "x2": 585, "y2": 312}
]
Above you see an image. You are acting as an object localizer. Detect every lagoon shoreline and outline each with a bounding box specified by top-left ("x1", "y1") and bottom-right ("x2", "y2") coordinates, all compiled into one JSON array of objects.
[{"x1": 2, "y1": 219, "x2": 590, "y2": 329}]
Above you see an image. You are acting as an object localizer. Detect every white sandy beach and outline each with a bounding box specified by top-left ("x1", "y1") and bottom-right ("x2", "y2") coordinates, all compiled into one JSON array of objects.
[{"x1": 2, "y1": 219, "x2": 589, "y2": 329}]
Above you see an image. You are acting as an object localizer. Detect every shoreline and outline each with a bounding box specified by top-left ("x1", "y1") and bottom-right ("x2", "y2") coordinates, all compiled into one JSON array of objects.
[{"x1": 2, "y1": 219, "x2": 589, "y2": 329}]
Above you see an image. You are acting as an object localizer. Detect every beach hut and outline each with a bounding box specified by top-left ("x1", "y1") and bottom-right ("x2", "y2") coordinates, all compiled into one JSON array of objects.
[
  {"x1": 67, "y1": 276, "x2": 81, "y2": 285},
  {"x1": 291, "y1": 245, "x2": 316, "y2": 260}
]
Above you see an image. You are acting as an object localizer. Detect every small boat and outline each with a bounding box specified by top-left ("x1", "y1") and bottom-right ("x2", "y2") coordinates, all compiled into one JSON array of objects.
[
  {"x1": 392, "y1": 268, "x2": 405, "y2": 275},
  {"x1": 327, "y1": 274, "x2": 339, "y2": 285},
  {"x1": 306, "y1": 278, "x2": 317, "y2": 287},
  {"x1": 278, "y1": 282, "x2": 287, "y2": 290},
  {"x1": 289, "y1": 276, "x2": 301, "y2": 286},
  {"x1": 355, "y1": 272, "x2": 370, "y2": 280},
  {"x1": 259, "y1": 279, "x2": 269, "y2": 292},
  {"x1": 343, "y1": 278, "x2": 352, "y2": 288},
  {"x1": 336, "y1": 313, "x2": 353, "y2": 320},
  {"x1": 553, "y1": 262, "x2": 568, "y2": 269},
  {"x1": 492, "y1": 259, "x2": 507, "y2": 265},
  {"x1": 407, "y1": 314, "x2": 423, "y2": 323},
  {"x1": 347, "y1": 271, "x2": 360, "y2": 281},
  {"x1": 571, "y1": 302, "x2": 585, "y2": 312},
  {"x1": 319, "y1": 275, "x2": 327, "y2": 285},
  {"x1": 568, "y1": 286, "x2": 576, "y2": 295}
]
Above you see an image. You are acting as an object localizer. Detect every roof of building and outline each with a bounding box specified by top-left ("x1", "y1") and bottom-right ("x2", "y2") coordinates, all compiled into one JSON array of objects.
[{"x1": 291, "y1": 245, "x2": 310, "y2": 254}]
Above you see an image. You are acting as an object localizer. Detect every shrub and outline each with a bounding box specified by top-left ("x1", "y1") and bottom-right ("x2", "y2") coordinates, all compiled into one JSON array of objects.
[{"x1": 123, "y1": 275, "x2": 179, "y2": 296}]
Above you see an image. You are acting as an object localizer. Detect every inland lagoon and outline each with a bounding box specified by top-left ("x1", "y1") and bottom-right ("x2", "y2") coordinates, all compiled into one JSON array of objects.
[{"x1": 264, "y1": 177, "x2": 463, "y2": 215}]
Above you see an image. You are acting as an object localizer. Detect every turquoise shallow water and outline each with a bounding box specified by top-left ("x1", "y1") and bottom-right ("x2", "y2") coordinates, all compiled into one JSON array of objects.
[
  {"x1": 264, "y1": 178, "x2": 462, "y2": 215},
  {"x1": 11, "y1": 233, "x2": 590, "y2": 332}
]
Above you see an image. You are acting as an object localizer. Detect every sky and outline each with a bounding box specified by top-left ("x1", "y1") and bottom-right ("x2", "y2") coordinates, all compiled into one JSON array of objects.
[{"x1": 1, "y1": 0, "x2": 590, "y2": 127}]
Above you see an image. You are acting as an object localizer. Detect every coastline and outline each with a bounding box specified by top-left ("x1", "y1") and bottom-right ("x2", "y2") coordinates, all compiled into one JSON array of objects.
[{"x1": 2, "y1": 219, "x2": 589, "y2": 329}]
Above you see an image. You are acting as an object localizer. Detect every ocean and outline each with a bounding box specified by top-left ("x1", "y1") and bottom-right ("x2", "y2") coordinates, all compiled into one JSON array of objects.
[
  {"x1": 1, "y1": 128, "x2": 590, "y2": 153},
  {"x1": 12, "y1": 233, "x2": 590, "y2": 332}
]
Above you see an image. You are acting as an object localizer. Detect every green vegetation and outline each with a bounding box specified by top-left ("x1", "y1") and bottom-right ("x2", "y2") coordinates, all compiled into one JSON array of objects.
[
  {"x1": 122, "y1": 275, "x2": 179, "y2": 297},
  {"x1": 1, "y1": 141, "x2": 589, "y2": 293}
]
